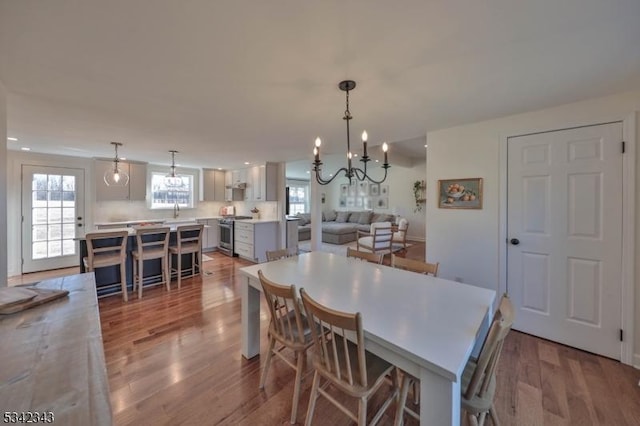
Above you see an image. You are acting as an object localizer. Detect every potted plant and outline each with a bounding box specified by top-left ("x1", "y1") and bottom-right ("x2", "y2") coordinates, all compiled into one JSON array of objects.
[{"x1": 413, "y1": 180, "x2": 425, "y2": 212}]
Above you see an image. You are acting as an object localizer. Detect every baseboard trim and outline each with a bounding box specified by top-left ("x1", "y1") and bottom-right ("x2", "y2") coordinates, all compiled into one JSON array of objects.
[
  {"x1": 407, "y1": 236, "x2": 425, "y2": 242},
  {"x1": 634, "y1": 353, "x2": 640, "y2": 370}
]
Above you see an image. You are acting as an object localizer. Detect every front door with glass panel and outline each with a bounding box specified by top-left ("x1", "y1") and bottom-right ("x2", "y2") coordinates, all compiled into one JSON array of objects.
[{"x1": 22, "y1": 166, "x2": 85, "y2": 273}]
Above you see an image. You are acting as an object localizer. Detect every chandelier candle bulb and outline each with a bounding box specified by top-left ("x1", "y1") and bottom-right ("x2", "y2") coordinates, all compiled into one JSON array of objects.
[{"x1": 382, "y1": 142, "x2": 389, "y2": 165}]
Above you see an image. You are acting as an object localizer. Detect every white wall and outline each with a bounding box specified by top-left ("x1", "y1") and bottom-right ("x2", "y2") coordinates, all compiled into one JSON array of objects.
[
  {"x1": 426, "y1": 89, "x2": 640, "y2": 364},
  {"x1": 321, "y1": 154, "x2": 426, "y2": 241},
  {"x1": 0, "y1": 80, "x2": 7, "y2": 286}
]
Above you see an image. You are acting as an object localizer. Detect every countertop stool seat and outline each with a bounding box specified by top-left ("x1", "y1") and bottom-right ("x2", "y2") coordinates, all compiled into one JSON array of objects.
[
  {"x1": 169, "y1": 224, "x2": 204, "y2": 289},
  {"x1": 83, "y1": 230, "x2": 129, "y2": 302},
  {"x1": 132, "y1": 227, "x2": 171, "y2": 299}
]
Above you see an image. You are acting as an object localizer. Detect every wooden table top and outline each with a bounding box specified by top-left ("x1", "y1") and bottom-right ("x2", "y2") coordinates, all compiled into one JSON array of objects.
[{"x1": 0, "y1": 273, "x2": 112, "y2": 425}]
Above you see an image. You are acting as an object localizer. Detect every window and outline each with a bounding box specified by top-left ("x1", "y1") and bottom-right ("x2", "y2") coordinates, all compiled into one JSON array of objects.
[
  {"x1": 150, "y1": 172, "x2": 194, "y2": 209},
  {"x1": 288, "y1": 185, "x2": 308, "y2": 215}
]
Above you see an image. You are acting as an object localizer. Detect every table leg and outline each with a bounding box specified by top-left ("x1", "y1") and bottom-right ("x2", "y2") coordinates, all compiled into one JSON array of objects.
[
  {"x1": 241, "y1": 277, "x2": 261, "y2": 359},
  {"x1": 419, "y1": 367, "x2": 460, "y2": 426}
]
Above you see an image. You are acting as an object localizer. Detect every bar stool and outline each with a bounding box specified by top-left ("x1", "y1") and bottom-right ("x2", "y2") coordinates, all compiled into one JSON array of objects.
[
  {"x1": 83, "y1": 230, "x2": 129, "y2": 302},
  {"x1": 132, "y1": 226, "x2": 170, "y2": 299},
  {"x1": 169, "y1": 224, "x2": 204, "y2": 289}
]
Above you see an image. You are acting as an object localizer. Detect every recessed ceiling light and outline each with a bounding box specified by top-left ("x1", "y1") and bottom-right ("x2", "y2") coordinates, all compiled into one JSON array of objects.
[
  {"x1": 424, "y1": 144, "x2": 428, "y2": 148},
  {"x1": 375, "y1": 159, "x2": 379, "y2": 163},
  {"x1": 329, "y1": 174, "x2": 333, "y2": 177},
  {"x1": 218, "y1": 168, "x2": 223, "y2": 170},
  {"x1": 21, "y1": 147, "x2": 31, "y2": 151},
  {"x1": 353, "y1": 154, "x2": 358, "y2": 157},
  {"x1": 7, "y1": 137, "x2": 18, "y2": 141},
  {"x1": 306, "y1": 171, "x2": 310, "y2": 174},
  {"x1": 120, "y1": 157, "x2": 126, "y2": 161},
  {"x1": 244, "y1": 162, "x2": 250, "y2": 165}
]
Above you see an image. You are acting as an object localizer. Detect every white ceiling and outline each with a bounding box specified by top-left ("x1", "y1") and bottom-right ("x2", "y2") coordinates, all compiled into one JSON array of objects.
[{"x1": 1, "y1": 1, "x2": 639, "y2": 170}]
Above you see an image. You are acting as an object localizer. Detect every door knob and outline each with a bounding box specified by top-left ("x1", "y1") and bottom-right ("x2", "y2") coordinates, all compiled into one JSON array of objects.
[
  {"x1": 510, "y1": 238, "x2": 520, "y2": 245},
  {"x1": 77, "y1": 223, "x2": 83, "y2": 227},
  {"x1": 77, "y1": 216, "x2": 83, "y2": 220}
]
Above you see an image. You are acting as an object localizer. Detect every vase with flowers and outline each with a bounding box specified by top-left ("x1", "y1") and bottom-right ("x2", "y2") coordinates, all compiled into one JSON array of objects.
[{"x1": 250, "y1": 207, "x2": 260, "y2": 219}]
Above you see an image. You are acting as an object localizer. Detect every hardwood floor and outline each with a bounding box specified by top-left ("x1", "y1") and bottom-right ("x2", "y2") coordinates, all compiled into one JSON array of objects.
[{"x1": 25, "y1": 243, "x2": 640, "y2": 425}]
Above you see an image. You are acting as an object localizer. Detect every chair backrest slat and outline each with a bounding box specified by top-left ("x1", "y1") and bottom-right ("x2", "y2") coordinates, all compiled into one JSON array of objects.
[
  {"x1": 346, "y1": 247, "x2": 383, "y2": 264},
  {"x1": 134, "y1": 226, "x2": 170, "y2": 253},
  {"x1": 391, "y1": 254, "x2": 439, "y2": 276},
  {"x1": 176, "y1": 224, "x2": 204, "y2": 250},
  {"x1": 266, "y1": 247, "x2": 297, "y2": 262}
]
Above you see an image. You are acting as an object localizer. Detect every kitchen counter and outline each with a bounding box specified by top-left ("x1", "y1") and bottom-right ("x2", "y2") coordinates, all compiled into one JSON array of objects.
[
  {"x1": 234, "y1": 219, "x2": 280, "y2": 224},
  {"x1": 94, "y1": 217, "x2": 222, "y2": 227},
  {"x1": 0, "y1": 273, "x2": 112, "y2": 425},
  {"x1": 77, "y1": 222, "x2": 204, "y2": 240}
]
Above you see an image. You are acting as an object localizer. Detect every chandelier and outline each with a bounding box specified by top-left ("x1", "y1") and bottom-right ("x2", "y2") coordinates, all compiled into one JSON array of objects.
[
  {"x1": 312, "y1": 80, "x2": 389, "y2": 185},
  {"x1": 104, "y1": 142, "x2": 129, "y2": 187},
  {"x1": 165, "y1": 150, "x2": 184, "y2": 188}
]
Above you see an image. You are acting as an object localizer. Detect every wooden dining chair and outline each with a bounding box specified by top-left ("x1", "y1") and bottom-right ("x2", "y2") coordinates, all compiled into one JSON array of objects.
[
  {"x1": 346, "y1": 247, "x2": 384, "y2": 264},
  {"x1": 169, "y1": 224, "x2": 204, "y2": 289},
  {"x1": 132, "y1": 226, "x2": 170, "y2": 299},
  {"x1": 356, "y1": 222, "x2": 393, "y2": 255},
  {"x1": 257, "y1": 270, "x2": 314, "y2": 424},
  {"x1": 83, "y1": 230, "x2": 129, "y2": 302},
  {"x1": 300, "y1": 288, "x2": 399, "y2": 426},
  {"x1": 394, "y1": 294, "x2": 515, "y2": 426},
  {"x1": 391, "y1": 254, "x2": 439, "y2": 276},
  {"x1": 265, "y1": 247, "x2": 297, "y2": 262}
]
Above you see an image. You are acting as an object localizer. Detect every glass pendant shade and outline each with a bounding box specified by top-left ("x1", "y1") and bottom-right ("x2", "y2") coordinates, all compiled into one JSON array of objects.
[
  {"x1": 164, "y1": 150, "x2": 184, "y2": 188},
  {"x1": 104, "y1": 142, "x2": 129, "y2": 187}
]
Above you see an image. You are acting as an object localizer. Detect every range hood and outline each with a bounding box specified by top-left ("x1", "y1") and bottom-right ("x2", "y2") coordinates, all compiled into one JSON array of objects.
[{"x1": 225, "y1": 182, "x2": 246, "y2": 189}]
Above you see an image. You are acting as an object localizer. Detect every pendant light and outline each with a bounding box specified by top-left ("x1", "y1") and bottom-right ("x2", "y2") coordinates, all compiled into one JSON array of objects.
[
  {"x1": 104, "y1": 142, "x2": 129, "y2": 187},
  {"x1": 165, "y1": 150, "x2": 184, "y2": 188}
]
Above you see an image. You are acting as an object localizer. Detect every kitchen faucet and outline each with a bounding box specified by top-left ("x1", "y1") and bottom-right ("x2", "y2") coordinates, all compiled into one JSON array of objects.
[{"x1": 173, "y1": 202, "x2": 180, "y2": 219}]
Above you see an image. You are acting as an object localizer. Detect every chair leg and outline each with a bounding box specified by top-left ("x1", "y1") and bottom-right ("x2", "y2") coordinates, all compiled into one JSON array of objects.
[
  {"x1": 489, "y1": 406, "x2": 500, "y2": 426},
  {"x1": 290, "y1": 351, "x2": 305, "y2": 424},
  {"x1": 120, "y1": 261, "x2": 128, "y2": 302},
  {"x1": 177, "y1": 253, "x2": 182, "y2": 289},
  {"x1": 259, "y1": 337, "x2": 276, "y2": 389},
  {"x1": 357, "y1": 397, "x2": 367, "y2": 426},
  {"x1": 138, "y1": 258, "x2": 144, "y2": 299},
  {"x1": 132, "y1": 259, "x2": 137, "y2": 292},
  {"x1": 468, "y1": 412, "x2": 479, "y2": 426},
  {"x1": 304, "y1": 371, "x2": 320, "y2": 426},
  {"x1": 394, "y1": 374, "x2": 412, "y2": 426}
]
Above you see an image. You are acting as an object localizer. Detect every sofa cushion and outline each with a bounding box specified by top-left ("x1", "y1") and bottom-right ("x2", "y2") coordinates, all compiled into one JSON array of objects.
[
  {"x1": 347, "y1": 212, "x2": 361, "y2": 223},
  {"x1": 358, "y1": 211, "x2": 372, "y2": 225},
  {"x1": 296, "y1": 213, "x2": 311, "y2": 226},
  {"x1": 324, "y1": 210, "x2": 337, "y2": 222},
  {"x1": 371, "y1": 213, "x2": 394, "y2": 223},
  {"x1": 335, "y1": 211, "x2": 350, "y2": 223},
  {"x1": 322, "y1": 222, "x2": 358, "y2": 235}
]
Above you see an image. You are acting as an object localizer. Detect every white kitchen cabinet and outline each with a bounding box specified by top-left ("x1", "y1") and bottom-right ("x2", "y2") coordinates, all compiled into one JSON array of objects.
[
  {"x1": 234, "y1": 221, "x2": 278, "y2": 263},
  {"x1": 245, "y1": 163, "x2": 278, "y2": 202},
  {"x1": 197, "y1": 219, "x2": 220, "y2": 252},
  {"x1": 202, "y1": 169, "x2": 225, "y2": 202},
  {"x1": 95, "y1": 159, "x2": 147, "y2": 201}
]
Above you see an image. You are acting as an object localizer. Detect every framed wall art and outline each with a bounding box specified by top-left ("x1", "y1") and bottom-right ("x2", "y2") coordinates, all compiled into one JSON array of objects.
[{"x1": 438, "y1": 178, "x2": 483, "y2": 209}]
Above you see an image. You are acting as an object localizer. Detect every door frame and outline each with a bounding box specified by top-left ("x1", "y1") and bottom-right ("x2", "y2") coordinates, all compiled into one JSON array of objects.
[{"x1": 498, "y1": 113, "x2": 636, "y2": 366}]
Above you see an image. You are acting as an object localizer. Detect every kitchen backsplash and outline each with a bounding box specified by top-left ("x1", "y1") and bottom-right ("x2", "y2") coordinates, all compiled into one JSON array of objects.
[{"x1": 94, "y1": 200, "x2": 279, "y2": 223}]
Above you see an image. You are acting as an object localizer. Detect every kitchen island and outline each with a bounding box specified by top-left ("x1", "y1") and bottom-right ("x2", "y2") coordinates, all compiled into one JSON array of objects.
[{"x1": 78, "y1": 223, "x2": 202, "y2": 298}]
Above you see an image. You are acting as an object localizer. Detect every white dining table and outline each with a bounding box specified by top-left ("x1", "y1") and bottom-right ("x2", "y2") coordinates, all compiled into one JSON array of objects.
[{"x1": 239, "y1": 252, "x2": 496, "y2": 426}]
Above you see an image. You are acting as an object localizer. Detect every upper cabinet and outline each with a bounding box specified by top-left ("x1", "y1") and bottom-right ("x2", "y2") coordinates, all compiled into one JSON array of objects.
[
  {"x1": 202, "y1": 169, "x2": 226, "y2": 202},
  {"x1": 250, "y1": 163, "x2": 278, "y2": 202},
  {"x1": 95, "y1": 159, "x2": 146, "y2": 201}
]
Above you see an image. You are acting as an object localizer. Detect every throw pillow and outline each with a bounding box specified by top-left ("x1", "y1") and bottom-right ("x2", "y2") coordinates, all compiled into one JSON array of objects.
[
  {"x1": 348, "y1": 211, "x2": 361, "y2": 223},
  {"x1": 358, "y1": 211, "x2": 372, "y2": 225},
  {"x1": 295, "y1": 213, "x2": 308, "y2": 226},
  {"x1": 324, "y1": 209, "x2": 337, "y2": 222},
  {"x1": 335, "y1": 211, "x2": 350, "y2": 223}
]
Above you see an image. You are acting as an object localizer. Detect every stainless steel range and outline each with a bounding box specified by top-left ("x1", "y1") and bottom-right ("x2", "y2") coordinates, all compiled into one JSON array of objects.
[{"x1": 218, "y1": 216, "x2": 252, "y2": 257}]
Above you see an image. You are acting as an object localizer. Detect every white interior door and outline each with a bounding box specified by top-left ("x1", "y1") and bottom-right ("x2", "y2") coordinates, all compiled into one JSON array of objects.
[
  {"x1": 22, "y1": 166, "x2": 85, "y2": 273},
  {"x1": 507, "y1": 122, "x2": 623, "y2": 359}
]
